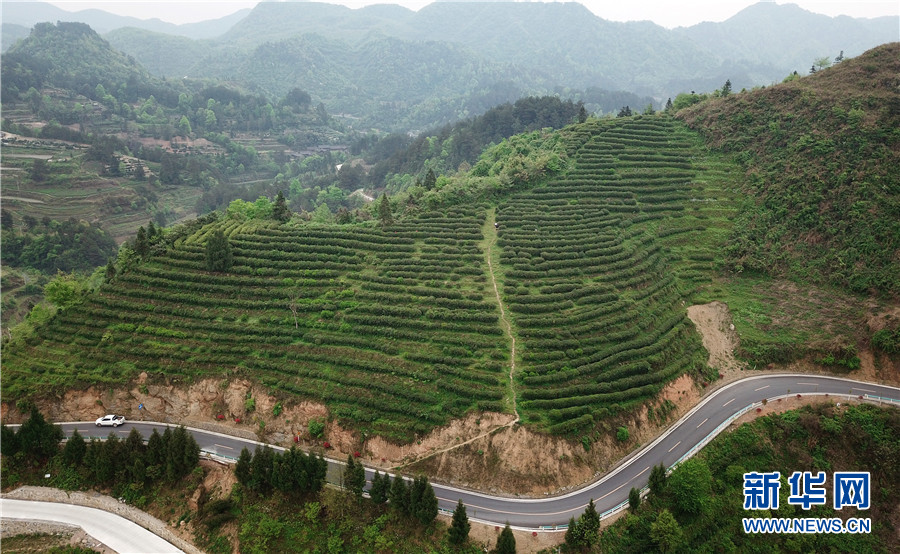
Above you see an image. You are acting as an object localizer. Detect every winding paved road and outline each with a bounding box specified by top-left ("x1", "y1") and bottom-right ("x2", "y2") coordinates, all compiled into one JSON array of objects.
[
  {"x1": 0, "y1": 498, "x2": 181, "y2": 553},
  {"x1": 50, "y1": 374, "x2": 900, "y2": 529}
]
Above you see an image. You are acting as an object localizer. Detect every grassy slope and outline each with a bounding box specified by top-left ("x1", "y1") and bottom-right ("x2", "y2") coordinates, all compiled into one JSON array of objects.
[{"x1": 678, "y1": 43, "x2": 900, "y2": 296}]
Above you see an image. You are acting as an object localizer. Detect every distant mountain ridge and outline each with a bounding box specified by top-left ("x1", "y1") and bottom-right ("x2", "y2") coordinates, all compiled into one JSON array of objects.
[
  {"x1": 3, "y1": 2, "x2": 897, "y2": 131},
  {"x1": 0, "y1": 1, "x2": 251, "y2": 40}
]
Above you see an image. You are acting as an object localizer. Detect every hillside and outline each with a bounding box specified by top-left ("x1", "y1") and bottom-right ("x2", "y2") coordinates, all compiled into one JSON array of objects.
[
  {"x1": 679, "y1": 43, "x2": 900, "y2": 296},
  {"x1": 3, "y1": 37, "x2": 898, "y2": 461},
  {"x1": 1, "y1": 115, "x2": 733, "y2": 443},
  {"x1": 2, "y1": 21, "x2": 152, "y2": 99},
  {"x1": 601, "y1": 402, "x2": 900, "y2": 552},
  {"x1": 186, "y1": 33, "x2": 533, "y2": 130},
  {"x1": 103, "y1": 27, "x2": 211, "y2": 78}
]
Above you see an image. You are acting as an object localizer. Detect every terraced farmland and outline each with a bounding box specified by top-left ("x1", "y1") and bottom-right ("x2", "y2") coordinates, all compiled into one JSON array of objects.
[
  {"x1": 3, "y1": 115, "x2": 737, "y2": 441},
  {"x1": 2, "y1": 207, "x2": 508, "y2": 441},
  {"x1": 500, "y1": 117, "x2": 725, "y2": 432}
]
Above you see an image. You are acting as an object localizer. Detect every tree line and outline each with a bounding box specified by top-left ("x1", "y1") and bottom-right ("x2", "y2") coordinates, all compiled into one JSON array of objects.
[{"x1": 1, "y1": 409, "x2": 200, "y2": 499}]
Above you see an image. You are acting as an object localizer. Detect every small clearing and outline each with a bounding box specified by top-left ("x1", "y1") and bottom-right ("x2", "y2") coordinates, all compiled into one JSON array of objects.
[{"x1": 687, "y1": 301, "x2": 744, "y2": 377}]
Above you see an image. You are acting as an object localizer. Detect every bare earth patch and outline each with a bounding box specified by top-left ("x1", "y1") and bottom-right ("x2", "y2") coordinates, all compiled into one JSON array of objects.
[
  {"x1": 405, "y1": 373, "x2": 704, "y2": 496},
  {"x1": 687, "y1": 301, "x2": 744, "y2": 377}
]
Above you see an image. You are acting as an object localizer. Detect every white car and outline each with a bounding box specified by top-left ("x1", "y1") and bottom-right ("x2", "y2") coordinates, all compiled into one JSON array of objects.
[{"x1": 95, "y1": 414, "x2": 126, "y2": 427}]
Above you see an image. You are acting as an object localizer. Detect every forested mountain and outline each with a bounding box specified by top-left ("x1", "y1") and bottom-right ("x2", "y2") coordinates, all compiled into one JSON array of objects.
[
  {"x1": 186, "y1": 33, "x2": 533, "y2": 130},
  {"x1": 675, "y1": 2, "x2": 900, "y2": 73},
  {"x1": 678, "y1": 43, "x2": 900, "y2": 295},
  {"x1": 1, "y1": 23, "x2": 30, "y2": 52},
  {"x1": 363, "y1": 96, "x2": 591, "y2": 188},
  {"x1": 2, "y1": 21, "x2": 154, "y2": 101},
  {"x1": 7, "y1": 3, "x2": 894, "y2": 132},
  {"x1": 103, "y1": 28, "x2": 211, "y2": 79}
]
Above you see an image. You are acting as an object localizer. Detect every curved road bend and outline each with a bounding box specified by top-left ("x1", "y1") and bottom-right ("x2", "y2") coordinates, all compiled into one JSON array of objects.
[
  {"x1": 54, "y1": 374, "x2": 899, "y2": 529},
  {"x1": 0, "y1": 498, "x2": 182, "y2": 553}
]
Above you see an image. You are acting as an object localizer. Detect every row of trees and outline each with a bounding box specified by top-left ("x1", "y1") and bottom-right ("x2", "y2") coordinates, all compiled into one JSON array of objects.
[
  {"x1": 2, "y1": 410, "x2": 502, "y2": 551},
  {"x1": 234, "y1": 445, "x2": 328, "y2": 496},
  {"x1": 1, "y1": 409, "x2": 200, "y2": 489}
]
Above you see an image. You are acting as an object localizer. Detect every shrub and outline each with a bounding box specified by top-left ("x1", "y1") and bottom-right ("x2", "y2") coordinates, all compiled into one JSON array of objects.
[
  {"x1": 308, "y1": 420, "x2": 325, "y2": 438},
  {"x1": 617, "y1": 426, "x2": 629, "y2": 442}
]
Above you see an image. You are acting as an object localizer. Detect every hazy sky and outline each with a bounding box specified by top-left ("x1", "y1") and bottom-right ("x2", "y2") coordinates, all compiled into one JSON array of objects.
[{"x1": 43, "y1": 0, "x2": 900, "y2": 28}]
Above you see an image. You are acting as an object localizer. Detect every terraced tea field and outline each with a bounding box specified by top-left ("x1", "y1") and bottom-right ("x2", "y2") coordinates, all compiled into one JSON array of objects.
[
  {"x1": 3, "y1": 116, "x2": 739, "y2": 441},
  {"x1": 2, "y1": 207, "x2": 509, "y2": 441},
  {"x1": 499, "y1": 117, "x2": 731, "y2": 433}
]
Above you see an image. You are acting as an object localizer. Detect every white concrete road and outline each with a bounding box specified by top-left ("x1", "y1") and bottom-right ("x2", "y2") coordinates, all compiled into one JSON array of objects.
[{"x1": 0, "y1": 498, "x2": 182, "y2": 553}]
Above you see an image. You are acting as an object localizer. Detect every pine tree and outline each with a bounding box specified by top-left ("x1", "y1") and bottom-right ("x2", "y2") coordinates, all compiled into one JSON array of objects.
[
  {"x1": 563, "y1": 517, "x2": 580, "y2": 550},
  {"x1": 377, "y1": 194, "x2": 393, "y2": 228},
  {"x1": 578, "y1": 104, "x2": 588, "y2": 123},
  {"x1": 147, "y1": 220, "x2": 158, "y2": 240},
  {"x1": 651, "y1": 509, "x2": 684, "y2": 553},
  {"x1": 272, "y1": 452, "x2": 293, "y2": 493},
  {"x1": 124, "y1": 427, "x2": 145, "y2": 463},
  {"x1": 448, "y1": 499, "x2": 470, "y2": 547},
  {"x1": 134, "y1": 226, "x2": 149, "y2": 258},
  {"x1": 16, "y1": 407, "x2": 63, "y2": 459},
  {"x1": 273, "y1": 191, "x2": 291, "y2": 223},
  {"x1": 649, "y1": 464, "x2": 667, "y2": 497},
  {"x1": 311, "y1": 453, "x2": 328, "y2": 492},
  {"x1": 130, "y1": 456, "x2": 147, "y2": 485},
  {"x1": 83, "y1": 439, "x2": 101, "y2": 481},
  {"x1": 63, "y1": 429, "x2": 87, "y2": 466},
  {"x1": 250, "y1": 446, "x2": 275, "y2": 493},
  {"x1": 629, "y1": 486, "x2": 641, "y2": 512},
  {"x1": 423, "y1": 169, "x2": 437, "y2": 191},
  {"x1": 370, "y1": 471, "x2": 390, "y2": 504},
  {"x1": 344, "y1": 454, "x2": 366, "y2": 499},
  {"x1": 578, "y1": 499, "x2": 600, "y2": 546},
  {"x1": 235, "y1": 447, "x2": 252, "y2": 486},
  {"x1": 146, "y1": 429, "x2": 165, "y2": 467},
  {"x1": 408, "y1": 475, "x2": 426, "y2": 515},
  {"x1": 495, "y1": 523, "x2": 516, "y2": 554},
  {"x1": 183, "y1": 431, "x2": 200, "y2": 474},
  {"x1": 1, "y1": 425, "x2": 19, "y2": 457},
  {"x1": 97, "y1": 434, "x2": 120, "y2": 484},
  {"x1": 166, "y1": 426, "x2": 187, "y2": 481},
  {"x1": 205, "y1": 229, "x2": 233, "y2": 272},
  {"x1": 105, "y1": 259, "x2": 117, "y2": 282},
  {"x1": 665, "y1": 98, "x2": 674, "y2": 112},
  {"x1": 389, "y1": 474, "x2": 409, "y2": 514},
  {"x1": 416, "y1": 480, "x2": 438, "y2": 525},
  {"x1": 721, "y1": 79, "x2": 732, "y2": 96}
]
